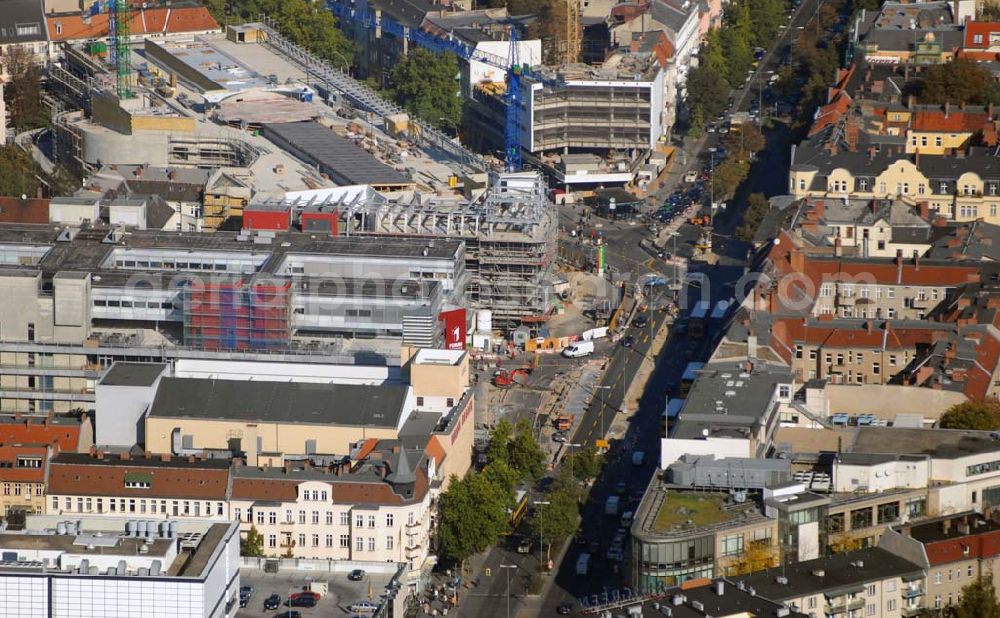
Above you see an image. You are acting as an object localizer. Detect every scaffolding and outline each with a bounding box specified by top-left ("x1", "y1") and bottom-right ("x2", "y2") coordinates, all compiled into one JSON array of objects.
[
  {"x1": 253, "y1": 173, "x2": 557, "y2": 329},
  {"x1": 182, "y1": 278, "x2": 292, "y2": 351}
]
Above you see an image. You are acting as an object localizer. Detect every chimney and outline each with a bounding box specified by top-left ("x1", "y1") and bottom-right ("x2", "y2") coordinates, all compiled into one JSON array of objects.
[
  {"x1": 284, "y1": 460, "x2": 293, "y2": 473},
  {"x1": 160, "y1": 453, "x2": 171, "y2": 462},
  {"x1": 945, "y1": 102, "x2": 951, "y2": 119},
  {"x1": 120, "y1": 451, "x2": 130, "y2": 461},
  {"x1": 942, "y1": 518, "x2": 952, "y2": 534},
  {"x1": 89, "y1": 445, "x2": 97, "y2": 457},
  {"x1": 144, "y1": 450, "x2": 151, "y2": 459},
  {"x1": 834, "y1": 237, "x2": 843, "y2": 257},
  {"x1": 96, "y1": 449, "x2": 104, "y2": 460},
  {"x1": 186, "y1": 454, "x2": 195, "y2": 463},
  {"x1": 715, "y1": 581, "x2": 725, "y2": 596},
  {"x1": 914, "y1": 148, "x2": 920, "y2": 166},
  {"x1": 908, "y1": 94, "x2": 915, "y2": 109},
  {"x1": 790, "y1": 249, "x2": 806, "y2": 273},
  {"x1": 167, "y1": 170, "x2": 176, "y2": 181},
  {"x1": 232, "y1": 457, "x2": 243, "y2": 468},
  {"x1": 918, "y1": 201, "x2": 930, "y2": 219},
  {"x1": 865, "y1": 320, "x2": 873, "y2": 333}
]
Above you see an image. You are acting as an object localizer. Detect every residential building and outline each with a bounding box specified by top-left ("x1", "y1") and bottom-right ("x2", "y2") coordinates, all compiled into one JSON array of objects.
[
  {"x1": 0, "y1": 0, "x2": 48, "y2": 80},
  {"x1": 0, "y1": 514, "x2": 240, "y2": 618},
  {"x1": 881, "y1": 512, "x2": 1000, "y2": 614},
  {"x1": 45, "y1": 451, "x2": 233, "y2": 520},
  {"x1": 0, "y1": 442, "x2": 58, "y2": 516},
  {"x1": 732, "y1": 547, "x2": 925, "y2": 618},
  {"x1": 229, "y1": 442, "x2": 435, "y2": 583}
]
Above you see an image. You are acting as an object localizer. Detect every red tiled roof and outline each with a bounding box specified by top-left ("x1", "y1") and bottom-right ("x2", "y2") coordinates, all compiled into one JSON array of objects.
[
  {"x1": 46, "y1": 7, "x2": 219, "y2": 41},
  {"x1": 956, "y1": 49, "x2": 1000, "y2": 61},
  {"x1": 0, "y1": 417, "x2": 83, "y2": 452},
  {"x1": 0, "y1": 197, "x2": 49, "y2": 224},
  {"x1": 47, "y1": 453, "x2": 231, "y2": 499},
  {"x1": 911, "y1": 110, "x2": 989, "y2": 133},
  {"x1": 0, "y1": 445, "x2": 51, "y2": 483}
]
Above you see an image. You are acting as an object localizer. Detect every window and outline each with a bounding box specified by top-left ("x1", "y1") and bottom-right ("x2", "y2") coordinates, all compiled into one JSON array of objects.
[
  {"x1": 298, "y1": 533, "x2": 306, "y2": 547},
  {"x1": 873, "y1": 362, "x2": 881, "y2": 376},
  {"x1": 721, "y1": 534, "x2": 744, "y2": 556},
  {"x1": 256, "y1": 510, "x2": 265, "y2": 524},
  {"x1": 887, "y1": 308, "x2": 896, "y2": 318},
  {"x1": 879, "y1": 182, "x2": 887, "y2": 194},
  {"x1": 778, "y1": 385, "x2": 791, "y2": 399},
  {"x1": 821, "y1": 284, "x2": 833, "y2": 297},
  {"x1": 321, "y1": 490, "x2": 328, "y2": 501},
  {"x1": 386, "y1": 513, "x2": 394, "y2": 527},
  {"x1": 867, "y1": 603, "x2": 876, "y2": 616},
  {"x1": 265, "y1": 534, "x2": 276, "y2": 549},
  {"x1": 368, "y1": 515, "x2": 376, "y2": 528},
  {"x1": 446, "y1": 397, "x2": 455, "y2": 407},
  {"x1": 299, "y1": 511, "x2": 306, "y2": 524},
  {"x1": 809, "y1": 350, "x2": 818, "y2": 361},
  {"x1": 935, "y1": 595, "x2": 942, "y2": 609},
  {"x1": 906, "y1": 497, "x2": 926, "y2": 518},
  {"x1": 877, "y1": 501, "x2": 899, "y2": 524},
  {"x1": 918, "y1": 183, "x2": 926, "y2": 195},
  {"x1": 235, "y1": 508, "x2": 242, "y2": 522},
  {"x1": 340, "y1": 534, "x2": 350, "y2": 548},
  {"x1": 795, "y1": 345, "x2": 803, "y2": 359},
  {"x1": 312, "y1": 511, "x2": 320, "y2": 525},
  {"x1": 326, "y1": 512, "x2": 334, "y2": 526},
  {"x1": 355, "y1": 536, "x2": 364, "y2": 551},
  {"x1": 387, "y1": 536, "x2": 394, "y2": 550},
  {"x1": 312, "y1": 534, "x2": 319, "y2": 547},
  {"x1": 268, "y1": 511, "x2": 276, "y2": 525},
  {"x1": 975, "y1": 33, "x2": 984, "y2": 44},
  {"x1": 961, "y1": 204, "x2": 979, "y2": 218},
  {"x1": 326, "y1": 534, "x2": 334, "y2": 548},
  {"x1": 887, "y1": 599, "x2": 897, "y2": 611},
  {"x1": 416, "y1": 396, "x2": 424, "y2": 406},
  {"x1": 859, "y1": 179, "x2": 869, "y2": 191},
  {"x1": 341, "y1": 512, "x2": 350, "y2": 526},
  {"x1": 969, "y1": 565, "x2": 974, "y2": 577},
  {"x1": 902, "y1": 182, "x2": 910, "y2": 195},
  {"x1": 935, "y1": 572, "x2": 943, "y2": 585},
  {"x1": 368, "y1": 537, "x2": 376, "y2": 551},
  {"x1": 827, "y1": 512, "x2": 845, "y2": 533},
  {"x1": 286, "y1": 509, "x2": 293, "y2": 524},
  {"x1": 356, "y1": 514, "x2": 364, "y2": 528},
  {"x1": 851, "y1": 507, "x2": 873, "y2": 529}
]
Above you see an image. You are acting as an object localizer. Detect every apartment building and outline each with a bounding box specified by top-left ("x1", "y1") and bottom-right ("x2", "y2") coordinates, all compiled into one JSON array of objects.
[
  {"x1": 732, "y1": 547, "x2": 925, "y2": 618},
  {"x1": 0, "y1": 514, "x2": 240, "y2": 618},
  {"x1": 882, "y1": 513, "x2": 1000, "y2": 614},
  {"x1": 788, "y1": 197, "x2": 933, "y2": 259},
  {"x1": 45, "y1": 451, "x2": 233, "y2": 521},
  {"x1": 0, "y1": 443, "x2": 58, "y2": 516},
  {"x1": 229, "y1": 444, "x2": 434, "y2": 580}
]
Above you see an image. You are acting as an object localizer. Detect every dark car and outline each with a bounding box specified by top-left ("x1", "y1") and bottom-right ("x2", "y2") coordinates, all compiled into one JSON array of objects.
[
  {"x1": 274, "y1": 612, "x2": 301, "y2": 618},
  {"x1": 633, "y1": 314, "x2": 648, "y2": 328},
  {"x1": 348, "y1": 569, "x2": 366, "y2": 581},
  {"x1": 622, "y1": 335, "x2": 634, "y2": 348},
  {"x1": 557, "y1": 602, "x2": 574, "y2": 614},
  {"x1": 286, "y1": 596, "x2": 318, "y2": 608},
  {"x1": 264, "y1": 594, "x2": 282, "y2": 610}
]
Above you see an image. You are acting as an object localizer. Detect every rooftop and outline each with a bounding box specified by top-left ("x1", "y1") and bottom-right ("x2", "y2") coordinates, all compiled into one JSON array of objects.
[
  {"x1": 904, "y1": 513, "x2": 1000, "y2": 544},
  {"x1": 99, "y1": 362, "x2": 168, "y2": 387},
  {"x1": 732, "y1": 547, "x2": 923, "y2": 600},
  {"x1": 147, "y1": 377, "x2": 410, "y2": 428},
  {"x1": 652, "y1": 493, "x2": 735, "y2": 533}
]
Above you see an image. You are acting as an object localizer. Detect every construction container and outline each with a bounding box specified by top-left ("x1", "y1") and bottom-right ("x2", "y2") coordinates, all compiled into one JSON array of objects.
[
  {"x1": 385, "y1": 113, "x2": 409, "y2": 136},
  {"x1": 86, "y1": 41, "x2": 108, "y2": 56}
]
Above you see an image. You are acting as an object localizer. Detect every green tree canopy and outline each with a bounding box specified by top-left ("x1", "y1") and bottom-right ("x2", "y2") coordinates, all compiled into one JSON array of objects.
[
  {"x1": 725, "y1": 123, "x2": 766, "y2": 158},
  {"x1": 388, "y1": 48, "x2": 462, "y2": 131},
  {"x1": 939, "y1": 401, "x2": 1000, "y2": 431},
  {"x1": 4, "y1": 46, "x2": 47, "y2": 133},
  {"x1": 0, "y1": 147, "x2": 41, "y2": 199},
  {"x1": 240, "y1": 525, "x2": 265, "y2": 557},
  {"x1": 487, "y1": 418, "x2": 514, "y2": 468},
  {"x1": 687, "y1": 65, "x2": 730, "y2": 121},
  {"x1": 437, "y1": 470, "x2": 515, "y2": 563},
  {"x1": 527, "y1": 487, "x2": 580, "y2": 547},
  {"x1": 950, "y1": 578, "x2": 1000, "y2": 618},
  {"x1": 509, "y1": 418, "x2": 547, "y2": 481},
  {"x1": 712, "y1": 156, "x2": 751, "y2": 201},
  {"x1": 207, "y1": 0, "x2": 354, "y2": 69},
  {"x1": 919, "y1": 59, "x2": 1000, "y2": 106},
  {"x1": 736, "y1": 192, "x2": 771, "y2": 242},
  {"x1": 567, "y1": 446, "x2": 603, "y2": 483}
]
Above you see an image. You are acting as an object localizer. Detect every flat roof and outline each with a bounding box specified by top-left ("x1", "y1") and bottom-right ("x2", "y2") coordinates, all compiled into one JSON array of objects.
[
  {"x1": 100, "y1": 362, "x2": 168, "y2": 387},
  {"x1": 148, "y1": 377, "x2": 409, "y2": 428},
  {"x1": 905, "y1": 513, "x2": 1000, "y2": 544},
  {"x1": 263, "y1": 122, "x2": 412, "y2": 187},
  {"x1": 732, "y1": 547, "x2": 923, "y2": 600}
]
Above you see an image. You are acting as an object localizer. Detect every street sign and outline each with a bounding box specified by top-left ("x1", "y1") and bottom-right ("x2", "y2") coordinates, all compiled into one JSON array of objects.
[{"x1": 595, "y1": 439, "x2": 609, "y2": 449}]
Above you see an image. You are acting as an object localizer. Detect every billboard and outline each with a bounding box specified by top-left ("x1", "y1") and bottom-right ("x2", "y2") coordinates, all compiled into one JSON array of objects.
[{"x1": 440, "y1": 308, "x2": 467, "y2": 350}]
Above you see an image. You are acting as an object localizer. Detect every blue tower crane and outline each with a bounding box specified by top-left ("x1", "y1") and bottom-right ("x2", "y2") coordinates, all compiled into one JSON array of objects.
[{"x1": 326, "y1": 1, "x2": 559, "y2": 172}]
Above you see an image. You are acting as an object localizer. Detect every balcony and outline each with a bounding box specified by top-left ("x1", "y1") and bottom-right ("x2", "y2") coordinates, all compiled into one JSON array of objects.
[
  {"x1": 404, "y1": 543, "x2": 423, "y2": 557},
  {"x1": 901, "y1": 605, "x2": 925, "y2": 617},
  {"x1": 902, "y1": 586, "x2": 924, "y2": 599},
  {"x1": 827, "y1": 597, "x2": 864, "y2": 614}
]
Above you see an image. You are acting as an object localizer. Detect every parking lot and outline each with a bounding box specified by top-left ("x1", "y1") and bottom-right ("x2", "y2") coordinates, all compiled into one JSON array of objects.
[{"x1": 236, "y1": 568, "x2": 395, "y2": 618}]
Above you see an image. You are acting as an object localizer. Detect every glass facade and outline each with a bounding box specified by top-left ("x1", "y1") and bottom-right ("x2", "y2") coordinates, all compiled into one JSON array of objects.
[{"x1": 630, "y1": 533, "x2": 715, "y2": 593}]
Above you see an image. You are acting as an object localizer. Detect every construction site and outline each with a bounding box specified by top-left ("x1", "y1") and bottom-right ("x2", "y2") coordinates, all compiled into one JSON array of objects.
[{"x1": 250, "y1": 172, "x2": 557, "y2": 328}]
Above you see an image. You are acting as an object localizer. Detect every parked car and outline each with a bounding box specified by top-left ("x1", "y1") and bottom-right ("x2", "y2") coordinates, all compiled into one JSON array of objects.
[
  {"x1": 621, "y1": 335, "x2": 635, "y2": 348},
  {"x1": 348, "y1": 569, "x2": 366, "y2": 581},
  {"x1": 633, "y1": 314, "x2": 648, "y2": 328},
  {"x1": 348, "y1": 600, "x2": 380, "y2": 612},
  {"x1": 286, "y1": 596, "x2": 317, "y2": 608},
  {"x1": 264, "y1": 594, "x2": 282, "y2": 610},
  {"x1": 557, "y1": 602, "x2": 574, "y2": 615}
]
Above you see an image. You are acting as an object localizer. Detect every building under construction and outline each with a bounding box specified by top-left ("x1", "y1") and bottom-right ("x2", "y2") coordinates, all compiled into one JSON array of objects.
[{"x1": 252, "y1": 172, "x2": 558, "y2": 329}]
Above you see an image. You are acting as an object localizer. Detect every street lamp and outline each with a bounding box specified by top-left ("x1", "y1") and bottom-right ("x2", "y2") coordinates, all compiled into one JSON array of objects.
[
  {"x1": 499, "y1": 564, "x2": 518, "y2": 618},
  {"x1": 592, "y1": 384, "x2": 614, "y2": 437},
  {"x1": 708, "y1": 147, "x2": 717, "y2": 217},
  {"x1": 533, "y1": 500, "x2": 550, "y2": 571}
]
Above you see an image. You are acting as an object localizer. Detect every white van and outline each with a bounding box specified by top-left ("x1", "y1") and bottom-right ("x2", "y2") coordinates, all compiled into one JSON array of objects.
[{"x1": 562, "y1": 341, "x2": 595, "y2": 358}]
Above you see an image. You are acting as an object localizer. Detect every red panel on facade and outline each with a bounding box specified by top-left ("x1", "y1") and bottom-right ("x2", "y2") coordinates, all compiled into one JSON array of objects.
[
  {"x1": 243, "y1": 207, "x2": 291, "y2": 231},
  {"x1": 440, "y1": 308, "x2": 466, "y2": 351}
]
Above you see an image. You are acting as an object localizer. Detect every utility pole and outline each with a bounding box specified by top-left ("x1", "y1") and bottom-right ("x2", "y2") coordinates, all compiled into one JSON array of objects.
[
  {"x1": 500, "y1": 564, "x2": 517, "y2": 618},
  {"x1": 533, "y1": 500, "x2": 550, "y2": 571}
]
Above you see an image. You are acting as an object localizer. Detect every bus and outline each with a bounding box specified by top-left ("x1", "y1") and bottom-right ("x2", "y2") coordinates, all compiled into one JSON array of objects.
[
  {"x1": 680, "y1": 362, "x2": 705, "y2": 398},
  {"x1": 509, "y1": 489, "x2": 529, "y2": 527},
  {"x1": 688, "y1": 300, "x2": 710, "y2": 339},
  {"x1": 662, "y1": 398, "x2": 684, "y2": 437}
]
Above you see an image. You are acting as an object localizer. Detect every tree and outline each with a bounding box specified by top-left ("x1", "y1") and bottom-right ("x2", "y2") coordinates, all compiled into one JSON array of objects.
[
  {"x1": 725, "y1": 123, "x2": 766, "y2": 158},
  {"x1": 712, "y1": 156, "x2": 751, "y2": 200},
  {"x1": 567, "y1": 446, "x2": 602, "y2": 483},
  {"x1": 984, "y1": 1, "x2": 1000, "y2": 21},
  {"x1": 437, "y1": 469, "x2": 515, "y2": 564},
  {"x1": 206, "y1": 0, "x2": 354, "y2": 70},
  {"x1": 0, "y1": 146, "x2": 41, "y2": 199},
  {"x1": 388, "y1": 48, "x2": 462, "y2": 131},
  {"x1": 487, "y1": 418, "x2": 514, "y2": 467},
  {"x1": 687, "y1": 65, "x2": 730, "y2": 121},
  {"x1": 735, "y1": 192, "x2": 770, "y2": 242},
  {"x1": 950, "y1": 578, "x2": 1000, "y2": 618},
  {"x1": 240, "y1": 525, "x2": 265, "y2": 557},
  {"x1": 725, "y1": 539, "x2": 779, "y2": 575},
  {"x1": 509, "y1": 418, "x2": 546, "y2": 481},
  {"x1": 939, "y1": 401, "x2": 1000, "y2": 431},
  {"x1": 527, "y1": 488, "x2": 580, "y2": 553},
  {"x1": 919, "y1": 59, "x2": 1000, "y2": 106},
  {"x1": 4, "y1": 45, "x2": 48, "y2": 133}
]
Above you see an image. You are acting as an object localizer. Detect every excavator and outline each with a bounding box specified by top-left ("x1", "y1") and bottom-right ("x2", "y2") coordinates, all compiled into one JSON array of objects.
[{"x1": 492, "y1": 366, "x2": 532, "y2": 387}]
